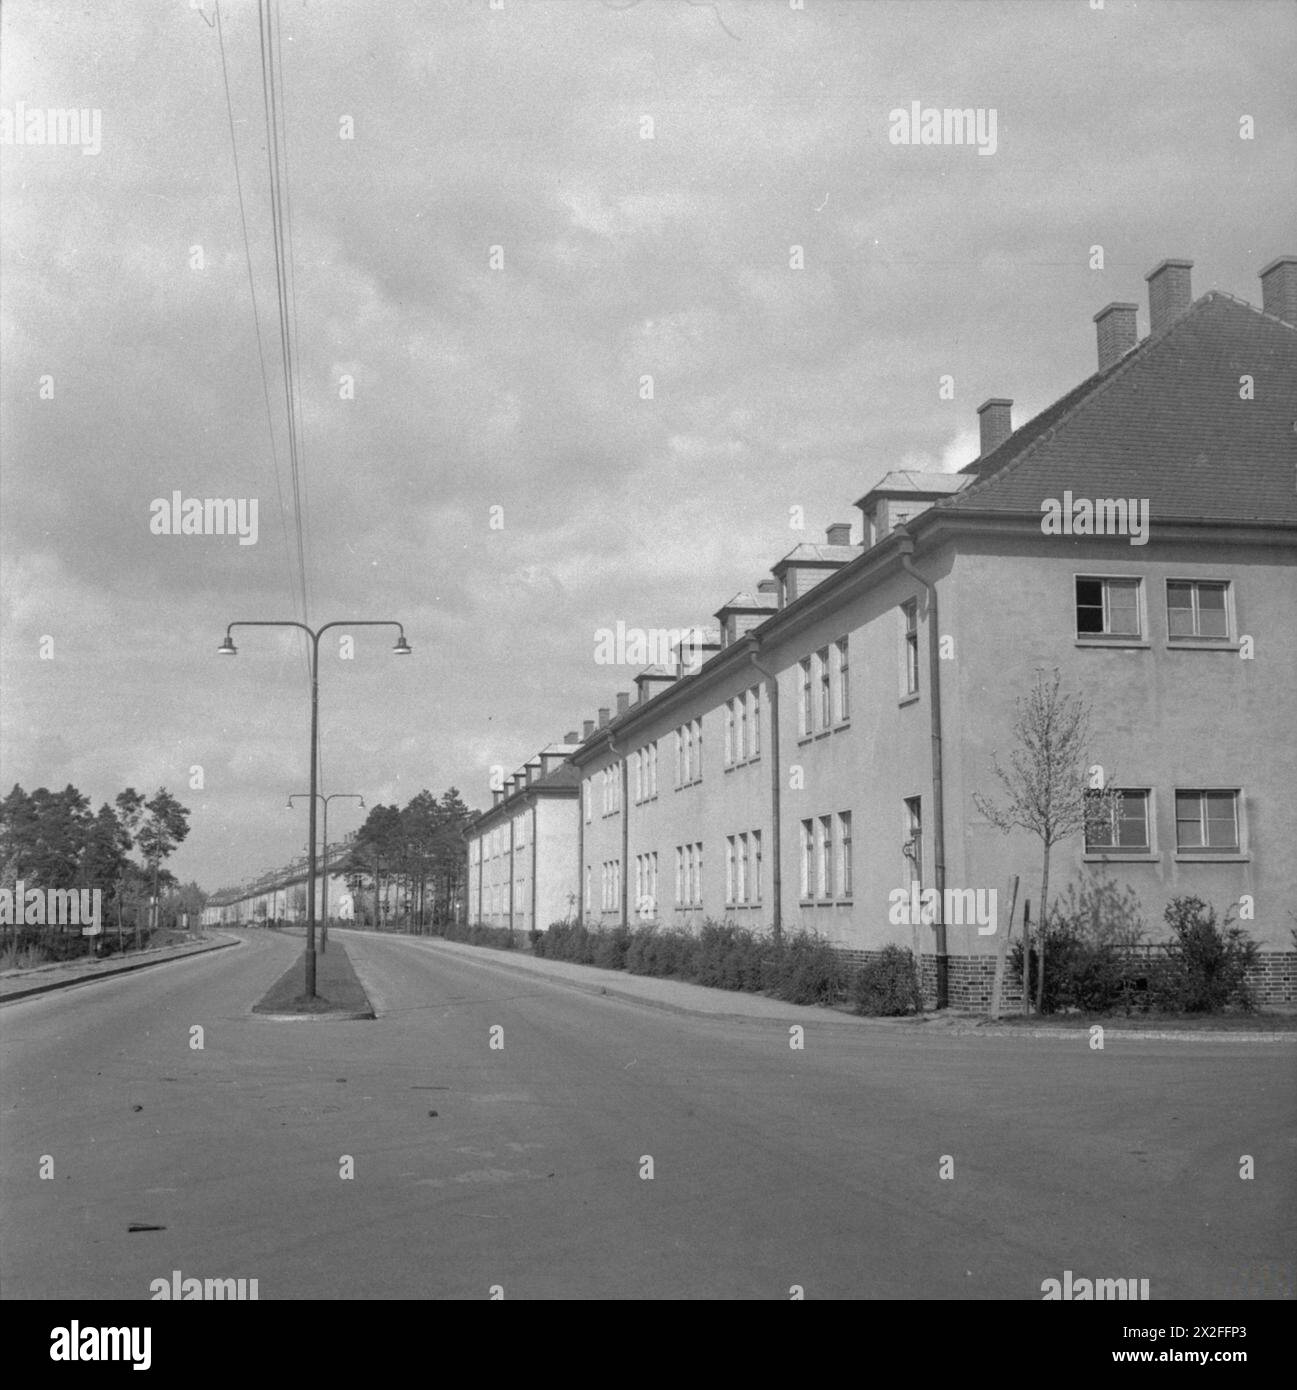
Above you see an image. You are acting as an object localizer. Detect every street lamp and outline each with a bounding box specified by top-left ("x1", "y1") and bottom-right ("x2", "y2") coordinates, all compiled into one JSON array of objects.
[
  {"x1": 218, "y1": 619, "x2": 409, "y2": 998},
  {"x1": 287, "y1": 792, "x2": 365, "y2": 955}
]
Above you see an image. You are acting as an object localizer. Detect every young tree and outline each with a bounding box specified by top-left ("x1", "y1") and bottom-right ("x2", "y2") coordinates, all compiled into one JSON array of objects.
[{"x1": 973, "y1": 669, "x2": 1119, "y2": 1013}]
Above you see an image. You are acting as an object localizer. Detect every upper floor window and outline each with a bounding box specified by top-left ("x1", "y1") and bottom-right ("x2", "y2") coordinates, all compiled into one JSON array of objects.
[
  {"x1": 834, "y1": 638, "x2": 850, "y2": 723},
  {"x1": 1076, "y1": 576, "x2": 1141, "y2": 640},
  {"x1": 817, "y1": 647, "x2": 831, "y2": 728},
  {"x1": 1085, "y1": 789, "x2": 1151, "y2": 854},
  {"x1": 1175, "y1": 789, "x2": 1240, "y2": 854},
  {"x1": 1166, "y1": 580, "x2": 1230, "y2": 642},
  {"x1": 902, "y1": 599, "x2": 920, "y2": 695},
  {"x1": 799, "y1": 658, "x2": 813, "y2": 735}
]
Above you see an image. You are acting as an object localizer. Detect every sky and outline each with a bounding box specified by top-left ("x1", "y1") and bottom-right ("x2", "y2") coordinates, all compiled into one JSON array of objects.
[{"x1": 1, "y1": 0, "x2": 1294, "y2": 893}]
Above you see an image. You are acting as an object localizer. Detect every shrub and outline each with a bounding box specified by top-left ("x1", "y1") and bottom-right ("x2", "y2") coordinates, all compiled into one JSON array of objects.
[
  {"x1": 852, "y1": 945, "x2": 923, "y2": 1015},
  {"x1": 626, "y1": 923, "x2": 696, "y2": 979},
  {"x1": 1009, "y1": 879, "x2": 1149, "y2": 1014},
  {"x1": 1152, "y1": 896, "x2": 1259, "y2": 1013},
  {"x1": 693, "y1": 920, "x2": 765, "y2": 992},
  {"x1": 592, "y1": 923, "x2": 631, "y2": 971},
  {"x1": 763, "y1": 930, "x2": 846, "y2": 1005}
]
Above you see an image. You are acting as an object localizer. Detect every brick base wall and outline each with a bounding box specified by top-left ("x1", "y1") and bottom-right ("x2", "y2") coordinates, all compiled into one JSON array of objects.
[{"x1": 833, "y1": 948, "x2": 1297, "y2": 1010}]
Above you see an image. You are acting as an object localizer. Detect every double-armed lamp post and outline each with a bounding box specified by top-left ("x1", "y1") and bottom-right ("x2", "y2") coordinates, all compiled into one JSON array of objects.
[
  {"x1": 219, "y1": 620, "x2": 410, "y2": 999},
  {"x1": 287, "y1": 792, "x2": 365, "y2": 954}
]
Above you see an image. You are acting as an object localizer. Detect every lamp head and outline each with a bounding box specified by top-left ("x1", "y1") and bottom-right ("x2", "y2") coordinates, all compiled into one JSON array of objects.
[
  {"x1": 217, "y1": 635, "x2": 238, "y2": 656},
  {"x1": 392, "y1": 634, "x2": 412, "y2": 656}
]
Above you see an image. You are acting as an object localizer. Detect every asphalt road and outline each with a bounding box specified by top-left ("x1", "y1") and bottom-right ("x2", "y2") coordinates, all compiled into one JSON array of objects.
[{"x1": 2, "y1": 928, "x2": 1293, "y2": 1300}]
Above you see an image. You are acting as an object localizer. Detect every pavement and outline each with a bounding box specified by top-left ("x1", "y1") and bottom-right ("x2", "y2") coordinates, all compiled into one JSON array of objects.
[
  {"x1": 0, "y1": 932, "x2": 242, "y2": 1004},
  {"x1": 2, "y1": 926, "x2": 1293, "y2": 1299}
]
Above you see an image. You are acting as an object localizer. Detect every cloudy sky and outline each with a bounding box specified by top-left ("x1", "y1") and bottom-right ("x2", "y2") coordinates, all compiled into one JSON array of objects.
[{"x1": 1, "y1": 0, "x2": 1293, "y2": 891}]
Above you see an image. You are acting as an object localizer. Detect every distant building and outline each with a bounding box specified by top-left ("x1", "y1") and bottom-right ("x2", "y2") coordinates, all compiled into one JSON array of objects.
[{"x1": 463, "y1": 736, "x2": 582, "y2": 933}]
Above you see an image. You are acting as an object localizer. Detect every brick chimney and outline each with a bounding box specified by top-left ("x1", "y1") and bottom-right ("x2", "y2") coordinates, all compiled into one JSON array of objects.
[
  {"x1": 598, "y1": 707, "x2": 610, "y2": 728},
  {"x1": 1145, "y1": 258, "x2": 1193, "y2": 334},
  {"x1": 977, "y1": 398, "x2": 1013, "y2": 457},
  {"x1": 825, "y1": 522, "x2": 852, "y2": 546},
  {"x1": 615, "y1": 691, "x2": 630, "y2": 716},
  {"x1": 1093, "y1": 302, "x2": 1139, "y2": 372},
  {"x1": 1260, "y1": 255, "x2": 1297, "y2": 325},
  {"x1": 563, "y1": 730, "x2": 579, "y2": 744},
  {"x1": 757, "y1": 579, "x2": 778, "y2": 595}
]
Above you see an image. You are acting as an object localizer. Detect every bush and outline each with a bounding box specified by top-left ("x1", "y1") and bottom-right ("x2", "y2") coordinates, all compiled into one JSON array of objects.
[
  {"x1": 625, "y1": 923, "x2": 696, "y2": 979},
  {"x1": 1152, "y1": 896, "x2": 1259, "y2": 1013},
  {"x1": 1009, "y1": 879, "x2": 1149, "y2": 1014},
  {"x1": 762, "y1": 930, "x2": 847, "y2": 1005},
  {"x1": 852, "y1": 945, "x2": 923, "y2": 1015},
  {"x1": 692, "y1": 921, "x2": 765, "y2": 992}
]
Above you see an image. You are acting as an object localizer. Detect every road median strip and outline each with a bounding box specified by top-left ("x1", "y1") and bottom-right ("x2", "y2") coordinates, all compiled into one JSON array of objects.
[{"x1": 252, "y1": 938, "x2": 375, "y2": 1021}]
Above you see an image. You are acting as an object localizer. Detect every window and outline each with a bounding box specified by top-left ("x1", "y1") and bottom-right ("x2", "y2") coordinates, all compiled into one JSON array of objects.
[
  {"x1": 838, "y1": 812, "x2": 852, "y2": 897},
  {"x1": 726, "y1": 836, "x2": 736, "y2": 905},
  {"x1": 1085, "y1": 789, "x2": 1151, "y2": 854},
  {"x1": 752, "y1": 830, "x2": 762, "y2": 904},
  {"x1": 648, "y1": 743, "x2": 657, "y2": 797},
  {"x1": 1166, "y1": 580, "x2": 1229, "y2": 641},
  {"x1": 749, "y1": 686, "x2": 761, "y2": 759},
  {"x1": 1076, "y1": 576, "x2": 1141, "y2": 639},
  {"x1": 1175, "y1": 790, "x2": 1240, "y2": 854},
  {"x1": 835, "y1": 638, "x2": 850, "y2": 722},
  {"x1": 632, "y1": 752, "x2": 642, "y2": 804},
  {"x1": 818, "y1": 814, "x2": 833, "y2": 899},
  {"x1": 678, "y1": 842, "x2": 702, "y2": 907},
  {"x1": 675, "y1": 729, "x2": 683, "y2": 788},
  {"x1": 724, "y1": 702, "x2": 734, "y2": 765},
  {"x1": 904, "y1": 797, "x2": 923, "y2": 883},
  {"x1": 817, "y1": 647, "x2": 831, "y2": 728},
  {"x1": 801, "y1": 820, "x2": 813, "y2": 898},
  {"x1": 585, "y1": 863, "x2": 591, "y2": 910},
  {"x1": 694, "y1": 719, "x2": 702, "y2": 779},
  {"x1": 902, "y1": 599, "x2": 920, "y2": 695},
  {"x1": 800, "y1": 658, "x2": 813, "y2": 735},
  {"x1": 584, "y1": 783, "x2": 592, "y2": 823},
  {"x1": 736, "y1": 697, "x2": 747, "y2": 764}
]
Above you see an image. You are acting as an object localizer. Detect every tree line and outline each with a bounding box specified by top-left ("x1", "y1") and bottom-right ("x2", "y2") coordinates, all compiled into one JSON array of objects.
[
  {"x1": 0, "y1": 783, "x2": 196, "y2": 957},
  {"x1": 337, "y1": 787, "x2": 473, "y2": 931}
]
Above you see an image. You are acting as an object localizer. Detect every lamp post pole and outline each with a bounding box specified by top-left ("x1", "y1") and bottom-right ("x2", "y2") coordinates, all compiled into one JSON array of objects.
[
  {"x1": 220, "y1": 620, "x2": 410, "y2": 998},
  {"x1": 288, "y1": 792, "x2": 365, "y2": 955}
]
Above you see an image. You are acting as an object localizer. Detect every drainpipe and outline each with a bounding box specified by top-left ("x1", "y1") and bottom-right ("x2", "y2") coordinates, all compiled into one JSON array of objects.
[
  {"x1": 607, "y1": 728, "x2": 629, "y2": 930},
  {"x1": 898, "y1": 541, "x2": 949, "y2": 1009},
  {"x1": 508, "y1": 806, "x2": 515, "y2": 934},
  {"x1": 748, "y1": 644, "x2": 782, "y2": 945},
  {"x1": 530, "y1": 799, "x2": 538, "y2": 934},
  {"x1": 577, "y1": 775, "x2": 585, "y2": 926}
]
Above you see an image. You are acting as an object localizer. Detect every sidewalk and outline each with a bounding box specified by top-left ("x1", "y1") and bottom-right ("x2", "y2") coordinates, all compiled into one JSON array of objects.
[
  {"x1": 349, "y1": 932, "x2": 1297, "y2": 1042},
  {"x1": 0, "y1": 933, "x2": 242, "y2": 1004},
  {"x1": 347, "y1": 930, "x2": 932, "y2": 1029}
]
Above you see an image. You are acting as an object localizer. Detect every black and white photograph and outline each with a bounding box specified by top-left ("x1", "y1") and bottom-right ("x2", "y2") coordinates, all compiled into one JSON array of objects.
[{"x1": 1, "y1": 0, "x2": 1294, "y2": 1350}]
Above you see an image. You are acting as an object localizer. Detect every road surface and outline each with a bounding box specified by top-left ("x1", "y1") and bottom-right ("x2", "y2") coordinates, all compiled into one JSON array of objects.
[{"x1": 2, "y1": 928, "x2": 1292, "y2": 1299}]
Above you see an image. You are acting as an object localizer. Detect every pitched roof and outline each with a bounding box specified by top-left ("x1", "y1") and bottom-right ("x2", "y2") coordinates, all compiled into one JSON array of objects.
[
  {"x1": 940, "y1": 292, "x2": 1297, "y2": 524},
  {"x1": 857, "y1": 470, "x2": 969, "y2": 506},
  {"x1": 772, "y1": 542, "x2": 860, "y2": 568}
]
